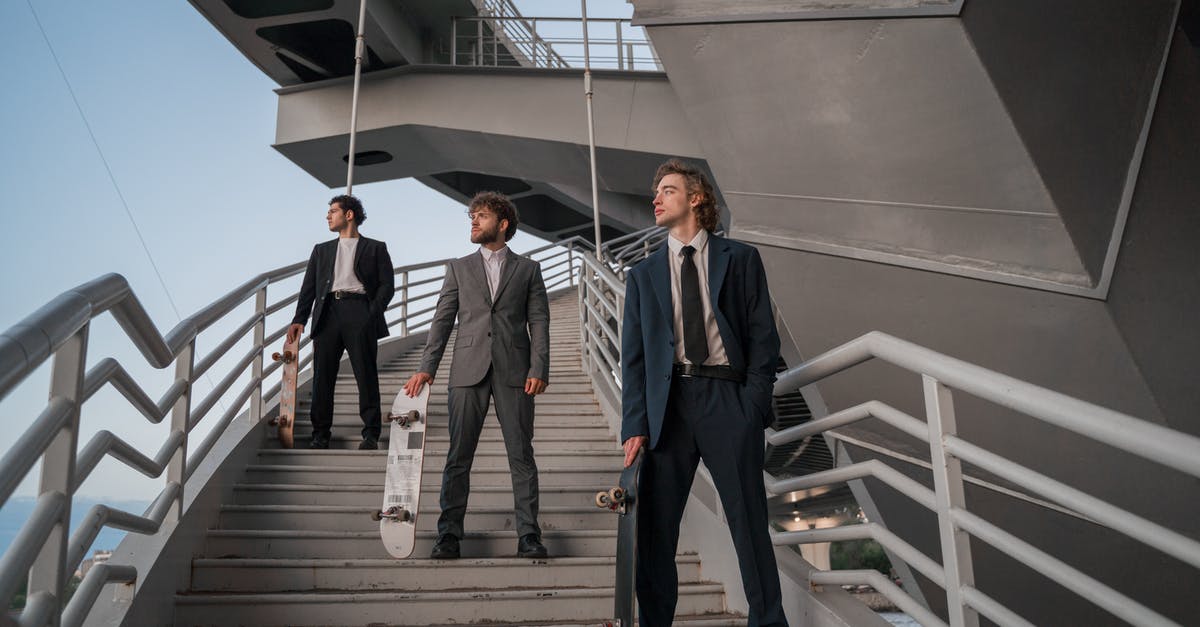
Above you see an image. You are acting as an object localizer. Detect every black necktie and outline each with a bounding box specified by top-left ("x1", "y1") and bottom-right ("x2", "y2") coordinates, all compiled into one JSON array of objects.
[{"x1": 680, "y1": 245, "x2": 708, "y2": 365}]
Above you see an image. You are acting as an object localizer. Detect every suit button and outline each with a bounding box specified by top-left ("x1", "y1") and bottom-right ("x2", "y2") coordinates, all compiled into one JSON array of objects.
[
  {"x1": 487, "y1": 332, "x2": 491, "y2": 336},
  {"x1": 664, "y1": 374, "x2": 670, "y2": 380}
]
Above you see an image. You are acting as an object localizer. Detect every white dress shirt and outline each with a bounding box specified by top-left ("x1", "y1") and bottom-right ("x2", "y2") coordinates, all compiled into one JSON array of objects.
[
  {"x1": 331, "y1": 237, "x2": 366, "y2": 294},
  {"x1": 480, "y1": 245, "x2": 508, "y2": 300},
  {"x1": 667, "y1": 230, "x2": 729, "y2": 366}
]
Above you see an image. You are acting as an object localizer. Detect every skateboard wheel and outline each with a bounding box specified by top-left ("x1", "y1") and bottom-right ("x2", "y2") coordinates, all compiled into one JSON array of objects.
[
  {"x1": 271, "y1": 352, "x2": 282, "y2": 362},
  {"x1": 609, "y1": 487, "x2": 625, "y2": 505},
  {"x1": 594, "y1": 492, "x2": 609, "y2": 508},
  {"x1": 399, "y1": 509, "x2": 413, "y2": 522},
  {"x1": 371, "y1": 510, "x2": 383, "y2": 521},
  {"x1": 405, "y1": 410, "x2": 421, "y2": 423}
]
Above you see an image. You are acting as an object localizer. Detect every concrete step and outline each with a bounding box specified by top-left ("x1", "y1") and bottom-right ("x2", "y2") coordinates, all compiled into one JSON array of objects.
[
  {"x1": 290, "y1": 411, "x2": 607, "y2": 426},
  {"x1": 175, "y1": 584, "x2": 727, "y2": 626},
  {"x1": 253, "y1": 449, "x2": 622, "y2": 469},
  {"x1": 242, "y1": 463, "x2": 622, "y2": 487},
  {"x1": 263, "y1": 434, "x2": 619, "y2": 452},
  {"x1": 203, "y1": 529, "x2": 619, "y2": 560},
  {"x1": 189, "y1": 555, "x2": 703, "y2": 593},
  {"x1": 232, "y1": 483, "x2": 611, "y2": 507},
  {"x1": 217, "y1": 504, "x2": 618, "y2": 533},
  {"x1": 322, "y1": 393, "x2": 599, "y2": 405},
  {"x1": 279, "y1": 426, "x2": 612, "y2": 445},
  {"x1": 296, "y1": 404, "x2": 604, "y2": 417},
  {"x1": 332, "y1": 382, "x2": 598, "y2": 395}
]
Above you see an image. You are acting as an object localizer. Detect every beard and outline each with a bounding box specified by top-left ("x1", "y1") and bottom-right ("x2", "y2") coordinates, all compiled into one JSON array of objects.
[{"x1": 471, "y1": 224, "x2": 502, "y2": 245}]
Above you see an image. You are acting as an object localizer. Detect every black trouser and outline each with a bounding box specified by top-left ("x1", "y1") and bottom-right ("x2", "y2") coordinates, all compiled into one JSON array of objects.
[
  {"x1": 637, "y1": 376, "x2": 788, "y2": 627},
  {"x1": 309, "y1": 298, "x2": 381, "y2": 441},
  {"x1": 437, "y1": 366, "x2": 541, "y2": 540}
]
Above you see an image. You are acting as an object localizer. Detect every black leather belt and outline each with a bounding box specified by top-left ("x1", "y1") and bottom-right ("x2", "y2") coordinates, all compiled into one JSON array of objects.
[
  {"x1": 672, "y1": 363, "x2": 746, "y2": 383},
  {"x1": 330, "y1": 290, "x2": 367, "y2": 300}
]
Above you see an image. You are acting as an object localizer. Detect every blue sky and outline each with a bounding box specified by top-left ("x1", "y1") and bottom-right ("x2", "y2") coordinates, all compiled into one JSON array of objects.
[{"x1": 0, "y1": 0, "x2": 634, "y2": 502}]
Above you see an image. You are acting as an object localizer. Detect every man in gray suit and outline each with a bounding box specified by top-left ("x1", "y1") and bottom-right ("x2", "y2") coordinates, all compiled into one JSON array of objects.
[{"x1": 403, "y1": 191, "x2": 551, "y2": 559}]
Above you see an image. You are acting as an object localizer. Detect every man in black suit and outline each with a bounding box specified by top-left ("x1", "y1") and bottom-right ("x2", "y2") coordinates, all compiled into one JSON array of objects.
[
  {"x1": 621, "y1": 160, "x2": 788, "y2": 627},
  {"x1": 288, "y1": 195, "x2": 395, "y2": 450}
]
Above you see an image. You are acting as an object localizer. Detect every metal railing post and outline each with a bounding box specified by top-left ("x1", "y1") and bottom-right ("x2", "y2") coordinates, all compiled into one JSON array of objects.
[
  {"x1": 924, "y1": 375, "x2": 979, "y2": 627},
  {"x1": 166, "y1": 341, "x2": 195, "y2": 524},
  {"x1": 400, "y1": 271, "x2": 409, "y2": 337},
  {"x1": 451, "y1": 18, "x2": 458, "y2": 65},
  {"x1": 531, "y1": 19, "x2": 538, "y2": 67},
  {"x1": 616, "y1": 20, "x2": 624, "y2": 70},
  {"x1": 477, "y1": 19, "x2": 483, "y2": 66},
  {"x1": 249, "y1": 287, "x2": 267, "y2": 423},
  {"x1": 567, "y1": 244, "x2": 576, "y2": 287},
  {"x1": 28, "y1": 324, "x2": 89, "y2": 624}
]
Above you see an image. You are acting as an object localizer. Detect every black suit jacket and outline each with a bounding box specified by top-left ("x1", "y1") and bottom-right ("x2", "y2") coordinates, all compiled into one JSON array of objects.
[{"x1": 291, "y1": 236, "x2": 395, "y2": 339}]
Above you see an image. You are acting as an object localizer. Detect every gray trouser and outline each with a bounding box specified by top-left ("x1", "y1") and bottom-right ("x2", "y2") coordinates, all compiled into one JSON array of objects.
[{"x1": 437, "y1": 368, "x2": 541, "y2": 539}]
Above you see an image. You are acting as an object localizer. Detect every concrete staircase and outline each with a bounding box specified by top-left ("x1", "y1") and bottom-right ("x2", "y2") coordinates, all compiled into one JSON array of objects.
[{"x1": 173, "y1": 288, "x2": 746, "y2": 626}]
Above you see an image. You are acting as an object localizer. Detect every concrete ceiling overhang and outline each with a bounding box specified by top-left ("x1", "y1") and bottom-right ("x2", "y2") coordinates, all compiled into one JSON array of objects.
[
  {"x1": 189, "y1": 0, "x2": 479, "y2": 86},
  {"x1": 637, "y1": 0, "x2": 1179, "y2": 297},
  {"x1": 271, "y1": 65, "x2": 710, "y2": 238}
]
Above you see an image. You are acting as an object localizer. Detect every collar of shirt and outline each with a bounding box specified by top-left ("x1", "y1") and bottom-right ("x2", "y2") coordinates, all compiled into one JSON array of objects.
[
  {"x1": 666, "y1": 229, "x2": 709, "y2": 258},
  {"x1": 479, "y1": 246, "x2": 508, "y2": 264}
]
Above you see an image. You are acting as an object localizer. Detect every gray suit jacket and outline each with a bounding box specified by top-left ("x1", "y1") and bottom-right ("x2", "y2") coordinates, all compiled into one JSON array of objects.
[{"x1": 419, "y1": 249, "x2": 550, "y2": 388}]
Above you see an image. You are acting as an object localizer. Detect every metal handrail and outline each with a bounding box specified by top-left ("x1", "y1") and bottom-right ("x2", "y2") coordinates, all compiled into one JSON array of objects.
[
  {"x1": 0, "y1": 236, "x2": 588, "y2": 626},
  {"x1": 766, "y1": 331, "x2": 1200, "y2": 627},
  {"x1": 451, "y1": 12, "x2": 661, "y2": 72}
]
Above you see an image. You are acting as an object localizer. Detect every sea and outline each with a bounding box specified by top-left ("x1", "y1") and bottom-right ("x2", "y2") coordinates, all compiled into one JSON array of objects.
[{"x1": 1, "y1": 496, "x2": 152, "y2": 564}]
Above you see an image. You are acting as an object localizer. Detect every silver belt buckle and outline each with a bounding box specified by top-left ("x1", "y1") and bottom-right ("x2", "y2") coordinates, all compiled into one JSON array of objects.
[{"x1": 333, "y1": 290, "x2": 344, "y2": 300}]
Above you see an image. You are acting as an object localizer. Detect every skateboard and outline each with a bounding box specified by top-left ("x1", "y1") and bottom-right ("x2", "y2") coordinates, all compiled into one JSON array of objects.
[
  {"x1": 268, "y1": 336, "x2": 299, "y2": 448},
  {"x1": 373, "y1": 382, "x2": 431, "y2": 558},
  {"x1": 595, "y1": 448, "x2": 644, "y2": 627}
]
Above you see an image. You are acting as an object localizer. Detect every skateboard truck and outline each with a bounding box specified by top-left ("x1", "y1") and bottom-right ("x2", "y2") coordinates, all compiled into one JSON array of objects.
[
  {"x1": 271, "y1": 350, "x2": 296, "y2": 364},
  {"x1": 267, "y1": 414, "x2": 290, "y2": 427},
  {"x1": 594, "y1": 486, "x2": 633, "y2": 516},
  {"x1": 372, "y1": 506, "x2": 414, "y2": 522},
  {"x1": 385, "y1": 409, "x2": 422, "y2": 428}
]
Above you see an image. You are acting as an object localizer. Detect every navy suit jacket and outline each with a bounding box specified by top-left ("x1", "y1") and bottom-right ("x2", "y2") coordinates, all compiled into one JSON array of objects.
[{"x1": 620, "y1": 234, "x2": 781, "y2": 448}]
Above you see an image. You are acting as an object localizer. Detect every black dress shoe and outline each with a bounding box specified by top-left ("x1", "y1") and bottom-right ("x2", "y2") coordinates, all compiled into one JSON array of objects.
[
  {"x1": 358, "y1": 437, "x2": 378, "y2": 450},
  {"x1": 517, "y1": 534, "x2": 548, "y2": 558},
  {"x1": 309, "y1": 435, "x2": 330, "y2": 450},
  {"x1": 431, "y1": 535, "x2": 460, "y2": 559}
]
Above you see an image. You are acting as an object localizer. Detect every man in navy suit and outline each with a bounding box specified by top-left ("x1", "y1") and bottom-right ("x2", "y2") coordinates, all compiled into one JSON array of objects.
[{"x1": 621, "y1": 160, "x2": 788, "y2": 627}]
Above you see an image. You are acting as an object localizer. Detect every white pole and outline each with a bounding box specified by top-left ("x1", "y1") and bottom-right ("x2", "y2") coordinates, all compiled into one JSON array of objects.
[
  {"x1": 581, "y1": 0, "x2": 603, "y2": 260},
  {"x1": 346, "y1": 0, "x2": 369, "y2": 194}
]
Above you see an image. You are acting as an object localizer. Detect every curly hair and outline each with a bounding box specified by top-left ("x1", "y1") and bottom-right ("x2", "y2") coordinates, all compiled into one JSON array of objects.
[
  {"x1": 329, "y1": 194, "x2": 366, "y2": 225},
  {"x1": 652, "y1": 159, "x2": 718, "y2": 232},
  {"x1": 468, "y1": 191, "x2": 520, "y2": 242}
]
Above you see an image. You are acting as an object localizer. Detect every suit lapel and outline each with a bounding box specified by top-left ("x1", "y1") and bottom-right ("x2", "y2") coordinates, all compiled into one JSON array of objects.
[
  {"x1": 491, "y1": 249, "x2": 519, "y2": 304},
  {"x1": 647, "y1": 246, "x2": 674, "y2": 334},
  {"x1": 708, "y1": 234, "x2": 731, "y2": 305},
  {"x1": 352, "y1": 236, "x2": 368, "y2": 282},
  {"x1": 464, "y1": 251, "x2": 492, "y2": 307}
]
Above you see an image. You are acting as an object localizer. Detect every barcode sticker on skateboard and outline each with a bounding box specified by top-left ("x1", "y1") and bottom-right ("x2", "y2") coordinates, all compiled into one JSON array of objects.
[
  {"x1": 407, "y1": 432, "x2": 424, "y2": 449},
  {"x1": 387, "y1": 494, "x2": 412, "y2": 505}
]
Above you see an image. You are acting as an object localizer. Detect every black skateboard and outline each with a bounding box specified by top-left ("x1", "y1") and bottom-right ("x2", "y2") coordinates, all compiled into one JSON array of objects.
[{"x1": 595, "y1": 449, "x2": 643, "y2": 627}]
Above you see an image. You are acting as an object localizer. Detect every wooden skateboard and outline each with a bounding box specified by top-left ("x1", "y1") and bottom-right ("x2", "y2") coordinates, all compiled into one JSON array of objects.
[
  {"x1": 373, "y1": 382, "x2": 431, "y2": 558},
  {"x1": 269, "y1": 336, "x2": 299, "y2": 448},
  {"x1": 595, "y1": 448, "x2": 644, "y2": 627}
]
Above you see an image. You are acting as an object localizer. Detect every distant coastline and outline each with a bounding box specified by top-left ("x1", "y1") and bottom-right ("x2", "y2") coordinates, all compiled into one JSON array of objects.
[{"x1": 1, "y1": 496, "x2": 152, "y2": 557}]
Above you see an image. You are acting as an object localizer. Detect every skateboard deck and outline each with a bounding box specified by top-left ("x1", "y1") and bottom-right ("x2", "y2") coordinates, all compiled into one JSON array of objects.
[
  {"x1": 374, "y1": 383, "x2": 431, "y2": 558},
  {"x1": 595, "y1": 449, "x2": 643, "y2": 627},
  {"x1": 269, "y1": 336, "x2": 299, "y2": 449}
]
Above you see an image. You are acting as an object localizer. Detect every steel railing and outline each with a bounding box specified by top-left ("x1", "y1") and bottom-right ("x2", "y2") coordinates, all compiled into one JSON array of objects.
[
  {"x1": 765, "y1": 332, "x2": 1200, "y2": 627},
  {"x1": 451, "y1": 10, "x2": 662, "y2": 72},
  {"x1": 0, "y1": 237, "x2": 587, "y2": 627},
  {"x1": 574, "y1": 225, "x2": 1200, "y2": 627}
]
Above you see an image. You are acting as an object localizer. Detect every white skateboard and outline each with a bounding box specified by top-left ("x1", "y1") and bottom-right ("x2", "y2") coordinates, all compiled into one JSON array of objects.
[{"x1": 372, "y1": 383, "x2": 430, "y2": 558}]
